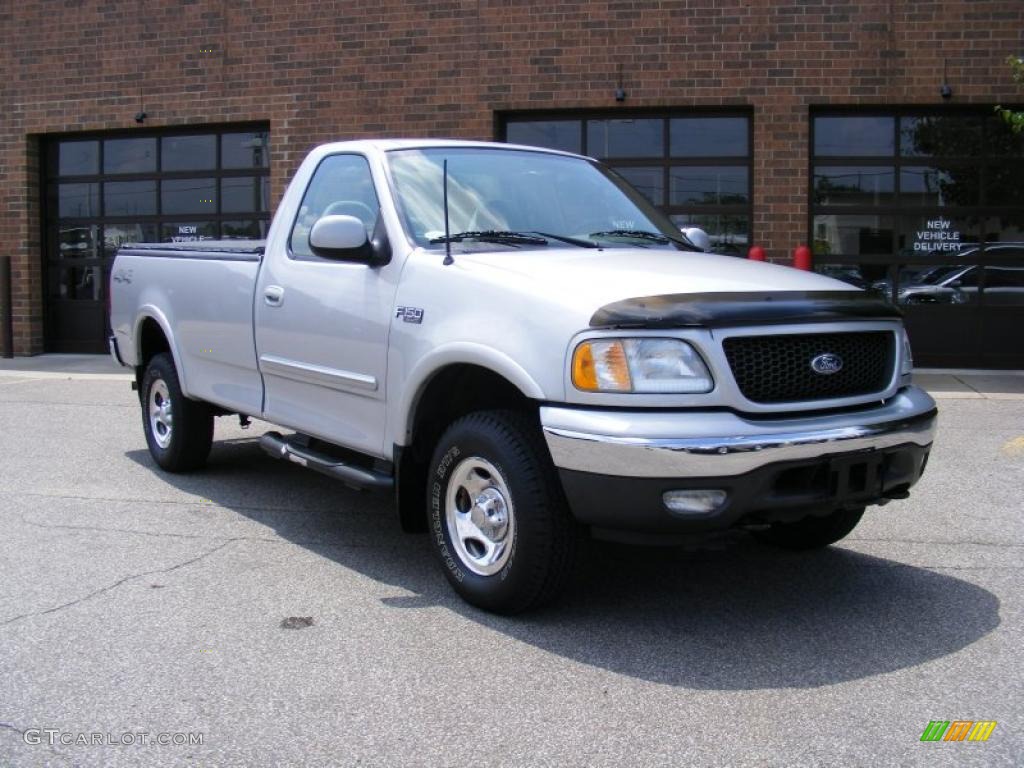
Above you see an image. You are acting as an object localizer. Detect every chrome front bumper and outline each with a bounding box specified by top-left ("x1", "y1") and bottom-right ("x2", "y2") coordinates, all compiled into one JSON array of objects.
[{"x1": 541, "y1": 386, "x2": 937, "y2": 479}]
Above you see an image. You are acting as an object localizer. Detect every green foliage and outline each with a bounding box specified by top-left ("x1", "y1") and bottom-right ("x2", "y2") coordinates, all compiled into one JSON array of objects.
[{"x1": 995, "y1": 56, "x2": 1024, "y2": 134}]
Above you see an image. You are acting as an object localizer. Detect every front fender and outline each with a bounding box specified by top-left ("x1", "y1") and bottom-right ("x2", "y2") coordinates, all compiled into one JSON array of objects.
[{"x1": 390, "y1": 342, "x2": 546, "y2": 447}]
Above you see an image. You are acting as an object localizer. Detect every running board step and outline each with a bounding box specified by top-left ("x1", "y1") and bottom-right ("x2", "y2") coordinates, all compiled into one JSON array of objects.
[{"x1": 259, "y1": 432, "x2": 393, "y2": 491}]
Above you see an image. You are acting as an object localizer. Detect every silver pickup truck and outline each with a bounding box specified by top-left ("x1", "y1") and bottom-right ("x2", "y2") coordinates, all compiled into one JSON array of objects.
[{"x1": 109, "y1": 139, "x2": 937, "y2": 613}]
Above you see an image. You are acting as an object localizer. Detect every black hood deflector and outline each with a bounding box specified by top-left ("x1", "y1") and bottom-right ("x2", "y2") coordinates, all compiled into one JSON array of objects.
[{"x1": 589, "y1": 291, "x2": 901, "y2": 329}]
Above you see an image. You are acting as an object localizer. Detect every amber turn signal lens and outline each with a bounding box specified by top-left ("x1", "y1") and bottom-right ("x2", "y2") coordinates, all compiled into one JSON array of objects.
[{"x1": 572, "y1": 341, "x2": 632, "y2": 392}]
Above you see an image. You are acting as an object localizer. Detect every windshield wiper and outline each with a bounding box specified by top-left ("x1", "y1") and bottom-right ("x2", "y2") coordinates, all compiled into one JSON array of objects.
[
  {"x1": 589, "y1": 229, "x2": 702, "y2": 252},
  {"x1": 524, "y1": 231, "x2": 600, "y2": 248},
  {"x1": 429, "y1": 230, "x2": 549, "y2": 246}
]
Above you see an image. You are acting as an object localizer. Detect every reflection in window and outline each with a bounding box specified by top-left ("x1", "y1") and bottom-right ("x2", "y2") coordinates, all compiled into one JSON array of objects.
[
  {"x1": 103, "y1": 138, "x2": 157, "y2": 173},
  {"x1": 587, "y1": 119, "x2": 663, "y2": 158},
  {"x1": 161, "y1": 135, "x2": 216, "y2": 171},
  {"x1": 55, "y1": 141, "x2": 99, "y2": 176},
  {"x1": 985, "y1": 163, "x2": 1024, "y2": 206},
  {"x1": 221, "y1": 176, "x2": 269, "y2": 213},
  {"x1": 222, "y1": 220, "x2": 268, "y2": 240},
  {"x1": 815, "y1": 263, "x2": 892, "y2": 296},
  {"x1": 900, "y1": 167, "x2": 978, "y2": 207},
  {"x1": 104, "y1": 180, "x2": 157, "y2": 216},
  {"x1": 222, "y1": 132, "x2": 270, "y2": 169},
  {"x1": 900, "y1": 116, "x2": 982, "y2": 157},
  {"x1": 670, "y1": 166, "x2": 749, "y2": 205},
  {"x1": 814, "y1": 116, "x2": 894, "y2": 156},
  {"x1": 506, "y1": 121, "x2": 582, "y2": 153},
  {"x1": 614, "y1": 167, "x2": 663, "y2": 205},
  {"x1": 813, "y1": 166, "x2": 894, "y2": 206},
  {"x1": 58, "y1": 225, "x2": 99, "y2": 260},
  {"x1": 813, "y1": 214, "x2": 893, "y2": 257},
  {"x1": 54, "y1": 266, "x2": 103, "y2": 301},
  {"x1": 670, "y1": 118, "x2": 747, "y2": 157},
  {"x1": 103, "y1": 224, "x2": 157, "y2": 256},
  {"x1": 896, "y1": 263, "x2": 980, "y2": 306},
  {"x1": 57, "y1": 183, "x2": 100, "y2": 218},
  {"x1": 983, "y1": 266, "x2": 1024, "y2": 305},
  {"x1": 161, "y1": 178, "x2": 216, "y2": 215},
  {"x1": 671, "y1": 214, "x2": 749, "y2": 256},
  {"x1": 980, "y1": 216, "x2": 1024, "y2": 248}
]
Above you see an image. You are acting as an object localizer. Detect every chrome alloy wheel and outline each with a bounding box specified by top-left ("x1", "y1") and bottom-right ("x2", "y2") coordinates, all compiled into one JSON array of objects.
[
  {"x1": 148, "y1": 379, "x2": 173, "y2": 449},
  {"x1": 445, "y1": 457, "x2": 516, "y2": 576}
]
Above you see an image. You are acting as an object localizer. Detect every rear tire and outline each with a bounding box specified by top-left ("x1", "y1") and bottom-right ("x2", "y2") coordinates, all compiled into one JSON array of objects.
[
  {"x1": 754, "y1": 507, "x2": 865, "y2": 550},
  {"x1": 141, "y1": 353, "x2": 213, "y2": 472},
  {"x1": 427, "y1": 410, "x2": 576, "y2": 614}
]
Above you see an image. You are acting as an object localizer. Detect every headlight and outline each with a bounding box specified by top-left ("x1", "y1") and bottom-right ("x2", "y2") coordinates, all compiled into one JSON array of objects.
[
  {"x1": 572, "y1": 338, "x2": 713, "y2": 393},
  {"x1": 901, "y1": 328, "x2": 914, "y2": 377}
]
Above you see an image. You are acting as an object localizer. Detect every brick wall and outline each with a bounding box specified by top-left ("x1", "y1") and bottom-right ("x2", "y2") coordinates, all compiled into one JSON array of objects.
[{"x1": 1, "y1": 0, "x2": 1021, "y2": 354}]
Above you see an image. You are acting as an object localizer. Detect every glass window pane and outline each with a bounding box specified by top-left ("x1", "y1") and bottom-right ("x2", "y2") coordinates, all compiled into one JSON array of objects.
[
  {"x1": 222, "y1": 132, "x2": 270, "y2": 169},
  {"x1": 984, "y1": 162, "x2": 1024, "y2": 206},
  {"x1": 812, "y1": 214, "x2": 894, "y2": 257},
  {"x1": 221, "y1": 220, "x2": 268, "y2": 240},
  {"x1": 670, "y1": 117, "x2": 748, "y2": 157},
  {"x1": 983, "y1": 266, "x2": 1024, "y2": 305},
  {"x1": 55, "y1": 141, "x2": 99, "y2": 176},
  {"x1": 103, "y1": 137, "x2": 157, "y2": 174},
  {"x1": 103, "y1": 224, "x2": 158, "y2": 256},
  {"x1": 104, "y1": 180, "x2": 157, "y2": 216},
  {"x1": 813, "y1": 116, "x2": 894, "y2": 157},
  {"x1": 56, "y1": 183, "x2": 100, "y2": 218},
  {"x1": 984, "y1": 115, "x2": 1024, "y2": 157},
  {"x1": 221, "y1": 176, "x2": 270, "y2": 213},
  {"x1": 57, "y1": 224, "x2": 100, "y2": 260},
  {"x1": 670, "y1": 214, "x2": 749, "y2": 256},
  {"x1": 161, "y1": 134, "x2": 216, "y2": 171},
  {"x1": 900, "y1": 115, "x2": 983, "y2": 158},
  {"x1": 897, "y1": 215, "x2": 979, "y2": 260},
  {"x1": 506, "y1": 121, "x2": 582, "y2": 153},
  {"x1": 53, "y1": 265, "x2": 102, "y2": 300},
  {"x1": 900, "y1": 166, "x2": 979, "y2": 207},
  {"x1": 813, "y1": 166, "x2": 894, "y2": 206},
  {"x1": 980, "y1": 215, "x2": 1024, "y2": 248},
  {"x1": 670, "y1": 166, "x2": 748, "y2": 205},
  {"x1": 587, "y1": 118, "x2": 663, "y2": 159},
  {"x1": 160, "y1": 222, "x2": 218, "y2": 243},
  {"x1": 161, "y1": 178, "x2": 216, "y2": 215},
  {"x1": 614, "y1": 166, "x2": 663, "y2": 206}
]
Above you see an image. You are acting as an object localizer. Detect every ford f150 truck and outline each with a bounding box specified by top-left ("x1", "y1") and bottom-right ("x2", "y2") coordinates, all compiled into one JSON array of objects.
[{"x1": 109, "y1": 139, "x2": 937, "y2": 613}]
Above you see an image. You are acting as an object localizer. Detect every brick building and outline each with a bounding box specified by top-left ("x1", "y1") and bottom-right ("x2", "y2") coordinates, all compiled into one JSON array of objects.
[{"x1": 1, "y1": 0, "x2": 1022, "y2": 366}]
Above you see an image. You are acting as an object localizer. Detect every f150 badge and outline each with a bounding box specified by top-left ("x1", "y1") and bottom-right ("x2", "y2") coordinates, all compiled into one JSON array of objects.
[{"x1": 396, "y1": 306, "x2": 424, "y2": 324}]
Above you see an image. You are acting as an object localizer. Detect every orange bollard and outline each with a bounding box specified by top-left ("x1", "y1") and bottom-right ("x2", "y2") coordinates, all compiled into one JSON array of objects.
[
  {"x1": 747, "y1": 245, "x2": 766, "y2": 261},
  {"x1": 793, "y1": 244, "x2": 813, "y2": 271}
]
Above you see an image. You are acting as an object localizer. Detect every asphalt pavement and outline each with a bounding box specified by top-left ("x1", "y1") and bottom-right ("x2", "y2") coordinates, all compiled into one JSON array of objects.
[{"x1": 0, "y1": 369, "x2": 1021, "y2": 766}]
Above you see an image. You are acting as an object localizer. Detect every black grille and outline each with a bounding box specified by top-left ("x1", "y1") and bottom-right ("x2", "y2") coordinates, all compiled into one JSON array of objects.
[{"x1": 723, "y1": 331, "x2": 896, "y2": 404}]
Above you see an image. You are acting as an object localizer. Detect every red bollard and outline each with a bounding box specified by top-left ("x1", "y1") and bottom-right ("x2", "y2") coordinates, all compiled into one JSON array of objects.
[
  {"x1": 793, "y1": 244, "x2": 813, "y2": 271},
  {"x1": 747, "y1": 245, "x2": 766, "y2": 261}
]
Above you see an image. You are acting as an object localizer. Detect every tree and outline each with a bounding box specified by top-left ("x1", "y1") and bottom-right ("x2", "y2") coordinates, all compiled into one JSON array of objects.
[{"x1": 996, "y1": 56, "x2": 1024, "y2": 134}]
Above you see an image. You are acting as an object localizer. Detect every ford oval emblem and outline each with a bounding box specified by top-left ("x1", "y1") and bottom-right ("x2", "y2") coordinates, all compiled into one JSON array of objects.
[{"x1": 810, "y1": 353, "x2": 844, "y2": 375}]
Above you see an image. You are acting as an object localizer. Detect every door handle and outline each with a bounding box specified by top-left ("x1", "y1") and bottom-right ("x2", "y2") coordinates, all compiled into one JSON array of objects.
[{"x1": 264, "y1": 285, "x2": 284, "y2": 307}]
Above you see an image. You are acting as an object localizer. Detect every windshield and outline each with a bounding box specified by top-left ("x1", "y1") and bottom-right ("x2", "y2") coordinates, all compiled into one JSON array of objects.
[{"x1": 386, "y1": 147, "x2": 690, "y2": 250}]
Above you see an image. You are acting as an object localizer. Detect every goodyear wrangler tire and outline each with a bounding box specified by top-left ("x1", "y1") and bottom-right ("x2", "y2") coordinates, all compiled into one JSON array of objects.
[
  {"x1": 755, "y1": 506, "x2": 865, "y2": 550},
  {"x1": 141, "y1": 353, "x2": 214, "y2": 473},
  {"x1": 427, "y1": 410, "x2": 576, "y2": 614}
]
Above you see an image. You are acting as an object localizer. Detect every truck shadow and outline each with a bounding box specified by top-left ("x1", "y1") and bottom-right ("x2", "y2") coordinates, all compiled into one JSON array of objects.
[{"x1": 126, "y1": 437, "x2": 1000, "y2": 691}]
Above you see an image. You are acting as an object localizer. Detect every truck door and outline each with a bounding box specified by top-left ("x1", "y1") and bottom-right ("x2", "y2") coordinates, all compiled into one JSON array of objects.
[{"x1": 253, "y1": 153, "x2": 398, "y2": 458}]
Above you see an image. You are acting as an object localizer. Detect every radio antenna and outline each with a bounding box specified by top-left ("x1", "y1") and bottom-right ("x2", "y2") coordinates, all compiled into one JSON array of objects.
[{"x1": 442, "y1": 158, "x2": 454, "y2": 266}]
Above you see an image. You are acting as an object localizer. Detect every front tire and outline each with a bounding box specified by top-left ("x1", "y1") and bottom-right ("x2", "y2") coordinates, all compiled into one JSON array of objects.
[
  {"x1": 141, "y1": 353, "x2": 214, "y2": 472},
  {"x1": 427, "y1": 411, "x2": 576, "y2": 614},
  {"x1": 754, "y1": 506, "x2": 865, "y2": 550}
]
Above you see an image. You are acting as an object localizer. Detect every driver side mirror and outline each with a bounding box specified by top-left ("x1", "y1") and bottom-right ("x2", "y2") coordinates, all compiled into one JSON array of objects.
[{"x1": 309, "y1": 215, "x2": 373, "y2": 262}]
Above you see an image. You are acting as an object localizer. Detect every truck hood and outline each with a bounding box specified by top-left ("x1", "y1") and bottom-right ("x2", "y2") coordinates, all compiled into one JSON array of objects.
[{"x1": 450, "y1": 247, "x2": 862, "y2": 323}]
